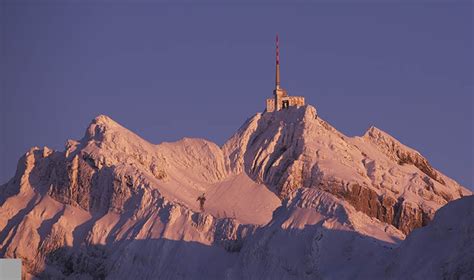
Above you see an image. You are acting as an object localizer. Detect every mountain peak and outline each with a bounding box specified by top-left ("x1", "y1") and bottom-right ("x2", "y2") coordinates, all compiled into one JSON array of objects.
[
  {"x1": 92, "y1": 114, "x2": 115, "y2": 126},
  {"x1": 88, "y1": 114, "x2": 123, "y2": 133},
  {"x1": 83, "y1": 114, "x2": 142, "y2": 145},
  {"x1": 363, "y1": 125, "x2": 415, "y2": 152},
  {"x1": 264, "y1": 104, "x2": 317, "y2": 121}
]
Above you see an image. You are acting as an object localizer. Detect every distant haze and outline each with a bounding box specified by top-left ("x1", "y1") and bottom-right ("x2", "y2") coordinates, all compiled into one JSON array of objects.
[{"x1": 1, "y1": 2, "x2": 472, "y2": 189}]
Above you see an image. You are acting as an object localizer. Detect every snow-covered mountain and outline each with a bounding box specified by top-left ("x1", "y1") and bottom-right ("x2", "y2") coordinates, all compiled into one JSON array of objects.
[{"x1": 0, "y1": 105, "x2": 471, "y2": 279}]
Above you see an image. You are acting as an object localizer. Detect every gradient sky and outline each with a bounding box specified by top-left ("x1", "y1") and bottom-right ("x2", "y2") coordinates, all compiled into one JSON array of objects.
[{"x1": 1, "y1": 1, "x2": 472, "y2": 189}]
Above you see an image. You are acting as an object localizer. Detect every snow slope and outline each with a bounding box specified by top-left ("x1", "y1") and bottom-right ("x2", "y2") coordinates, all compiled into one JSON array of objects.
[
  {"x1": 379, "y1": 195, "x2": 474, "y2": 279},
  {"x1": 227, "y1": 188, "x2": 405, "y2": 280},
  {"x1": 0, "y1": 105, "x2": 471, "y2": 279}
]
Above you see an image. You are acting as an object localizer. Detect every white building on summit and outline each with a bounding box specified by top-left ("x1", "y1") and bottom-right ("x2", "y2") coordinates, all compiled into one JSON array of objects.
[{"x1": 266, "y1": 35, "x2": 305, "y2": 112}]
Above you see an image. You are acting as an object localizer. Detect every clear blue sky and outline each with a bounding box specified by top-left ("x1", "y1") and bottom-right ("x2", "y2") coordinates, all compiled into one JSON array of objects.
[{"x1": 1, "y1": 1, "x2": 472, "y2": 189}]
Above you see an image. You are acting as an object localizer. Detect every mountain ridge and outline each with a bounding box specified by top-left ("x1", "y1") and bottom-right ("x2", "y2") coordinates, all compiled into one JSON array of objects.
[{"x1": 0, "y1": 104, "x2": 471, "y2": 279}]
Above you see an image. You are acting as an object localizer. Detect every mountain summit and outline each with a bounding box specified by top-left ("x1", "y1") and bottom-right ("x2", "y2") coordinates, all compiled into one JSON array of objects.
[
  {"x1": 0, "y1": 105, "x2": 471, "y2": 279},
  {"x1": 226, "y1": 105, "x2": 469, "y2": 232}
]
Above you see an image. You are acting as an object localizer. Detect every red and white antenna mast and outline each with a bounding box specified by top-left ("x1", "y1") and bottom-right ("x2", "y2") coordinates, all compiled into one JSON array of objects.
[{"x1": 275, "y1": 34, "x2": 280, "y2": 89}]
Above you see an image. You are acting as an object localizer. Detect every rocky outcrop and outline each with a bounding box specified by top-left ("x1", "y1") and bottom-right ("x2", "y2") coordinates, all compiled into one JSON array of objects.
[{"x1": 321, "y1": 182, "x2": 431, "y2": 234}]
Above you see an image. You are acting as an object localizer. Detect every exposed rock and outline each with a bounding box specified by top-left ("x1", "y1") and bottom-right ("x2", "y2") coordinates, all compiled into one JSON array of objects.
[{"x1": 320, "y1": 182, "x2": 429, "y2": 234}]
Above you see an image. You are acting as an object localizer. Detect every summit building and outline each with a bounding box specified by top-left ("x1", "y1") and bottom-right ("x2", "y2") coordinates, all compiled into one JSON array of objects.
[{"x1": 266, "y1": 35, "x2": 305, "y2": 112}]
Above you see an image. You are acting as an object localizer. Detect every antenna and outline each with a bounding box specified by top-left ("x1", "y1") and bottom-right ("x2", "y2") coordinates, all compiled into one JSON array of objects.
[{"x1": 275, "y1": 34, "x2": 281, "y2": 89}]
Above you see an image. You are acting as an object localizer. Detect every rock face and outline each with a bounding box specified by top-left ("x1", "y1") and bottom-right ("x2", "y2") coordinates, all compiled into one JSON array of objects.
[{"x1": 0, "y1": 106, "x2": 471, "y2": 279}]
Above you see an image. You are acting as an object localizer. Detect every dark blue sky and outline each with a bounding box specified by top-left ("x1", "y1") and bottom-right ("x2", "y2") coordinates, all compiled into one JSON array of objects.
[{"x1": 1, "y1": 1, "x2": 472, "y2": 189}]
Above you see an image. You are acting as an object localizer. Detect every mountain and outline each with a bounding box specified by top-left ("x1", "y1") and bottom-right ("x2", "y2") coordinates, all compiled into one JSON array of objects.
[
  {"x1": 223, "y1": 106, "x2": 469, "y2": 234},
  {"x1": 0, "y1": 105, "x2": 471, "y2": 279}
]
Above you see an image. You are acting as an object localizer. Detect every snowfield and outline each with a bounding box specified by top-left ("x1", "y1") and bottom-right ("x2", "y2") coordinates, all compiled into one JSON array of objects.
[{"x1": 0, "y1": 105, "x2": 471, "y2": 279}]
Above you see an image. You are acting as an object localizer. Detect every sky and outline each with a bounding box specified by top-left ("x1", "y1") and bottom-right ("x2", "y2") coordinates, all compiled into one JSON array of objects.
[{"x1": 0, "y1": 1, "x2": 472, "y2": 189}]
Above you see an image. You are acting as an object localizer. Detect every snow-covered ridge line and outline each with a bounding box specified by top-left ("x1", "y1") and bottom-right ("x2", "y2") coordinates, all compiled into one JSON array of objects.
[
  {"x1": 363, "y1": 126, "x2": 446, "y2": 186},
  {"x1": 0, "y1": 104, "x2": 471, "y2": 279},
  {"x1": 3, "y1": 105, "x2": 470, "y2": 233}
]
